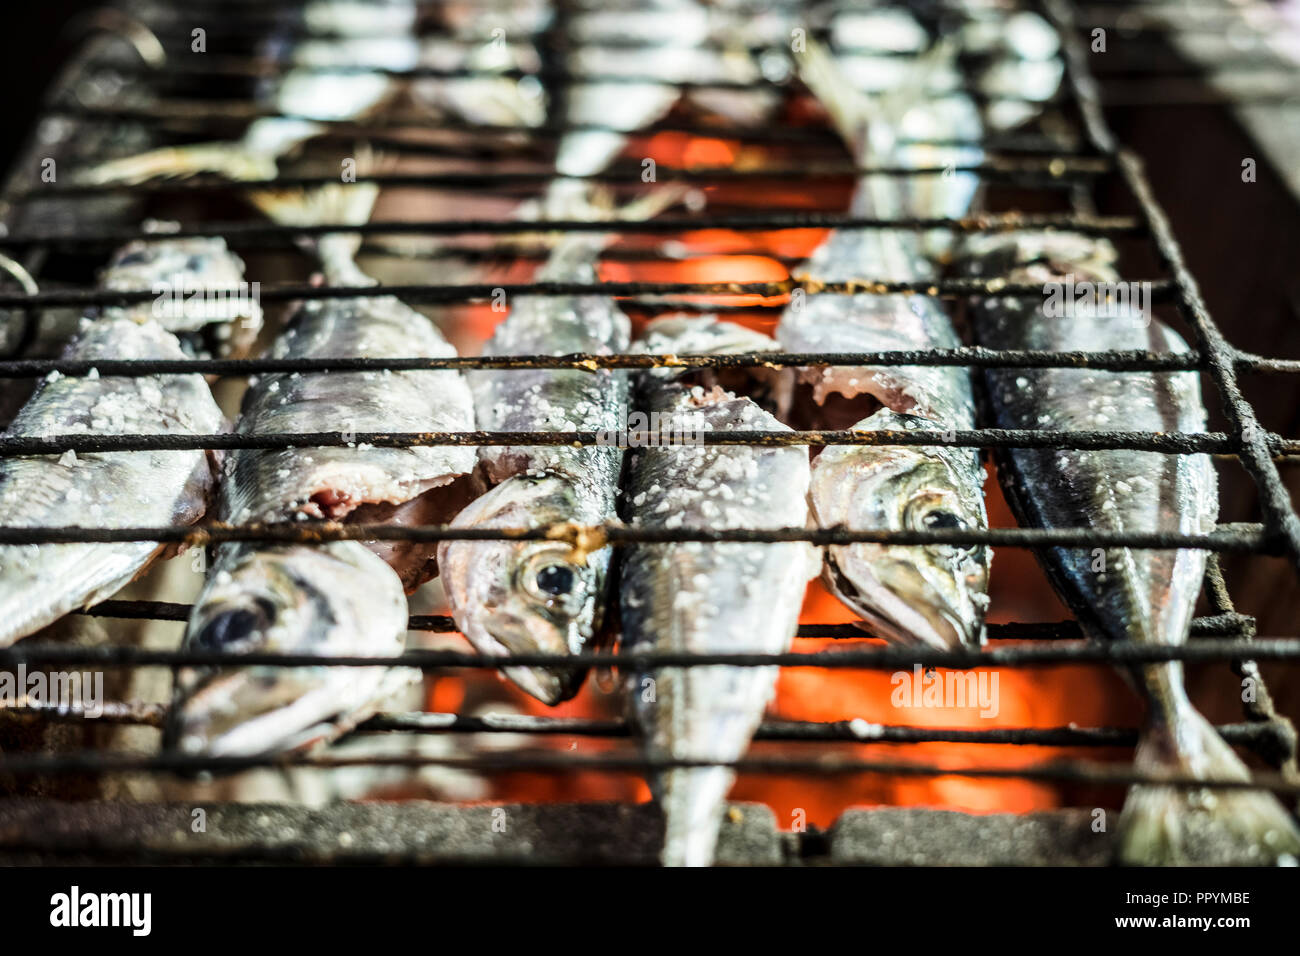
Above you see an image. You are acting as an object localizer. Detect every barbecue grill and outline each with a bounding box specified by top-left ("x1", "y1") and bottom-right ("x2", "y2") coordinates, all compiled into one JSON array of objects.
[{"x1": 0, "y1": 0, "x2": 1298, "y2": 866}]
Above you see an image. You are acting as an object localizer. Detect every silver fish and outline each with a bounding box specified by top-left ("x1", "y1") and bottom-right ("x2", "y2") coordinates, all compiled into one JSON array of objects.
[
  {"x1": 776, "y1": 40, "x2": 990, "y2": 648},
  {"x1": 0, "y1": 316, "x2": 222, "y2": 647},
  {"x1": 635, "y1": 312, "x2": 792, "y2": 413},
  {"x1": 831, "y1": 9, "x2": 1063, "y2": 134},
  {"x1": 621, "y1": 316, "x2": 816, "y2": 867},
  {"x1": 412, "y1": 36, "x2": 546, "y2": 129},
  {"x1": 172, "y1": 191, "x2": 455, "y2": 754},
  {"x1": 556, "y1": 1, "x2": 711, "y2": 177},
  {"x1": 169, "y1": 183, "x2": 470, "y2": 755},
  {"x1": 961, "y1": 230, "x2": 1300, "y2": 864},
  {"x1": 438, "y1": 186, "x2": 633, "y2": 705},
  {"x1": 285, "y1": 33, "x2": 545, "y2": 130}
]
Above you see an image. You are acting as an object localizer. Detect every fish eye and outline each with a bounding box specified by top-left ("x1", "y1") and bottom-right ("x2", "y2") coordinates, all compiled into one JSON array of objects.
[
  {"x1": 923, "y1": 510, "x2": 965, "y2": 531},
  {"x1": 114, "y1": 249, "x2": 150, "y2": 267},
  {"x1": 193, "y1": 608, "x2": 261, "y2": 651},
  {"x1": 904, "y1": 494, "x2": 977, "y2": 556},
  {"x1": 535, "y1": 564, "x2": 574, "y2": 596},
  {"x1": 191, "y1": 596, "x2": 277, "y2": 651},
  {"x1": 519, "y1": 551, "x2": 587, "y2": 606}
]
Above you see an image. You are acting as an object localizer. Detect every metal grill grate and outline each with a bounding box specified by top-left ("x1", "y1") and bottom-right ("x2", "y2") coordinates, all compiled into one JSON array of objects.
[{"x1": 0, "y1": 0, "x2": 1298, "y2": 864}]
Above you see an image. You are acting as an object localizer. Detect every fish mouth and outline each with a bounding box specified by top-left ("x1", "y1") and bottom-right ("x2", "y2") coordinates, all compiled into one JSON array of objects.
[
  {"x1": 165, "y1": 666, "x2": 366, "y2": 762},
  {"x1": 824, "y1": 548, "x2": 982, "y2": 650},
  {"x1": 503, "y1": 663, "x2": 585, "y2": 707},
  {"x1": 480, "y1": 611, "x2": 587, "y2": 706}
]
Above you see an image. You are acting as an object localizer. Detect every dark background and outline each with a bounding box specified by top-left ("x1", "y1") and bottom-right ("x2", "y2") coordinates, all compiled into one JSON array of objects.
[{"x1": 0, "y1": 1, "x2": 98, "y2": 156}]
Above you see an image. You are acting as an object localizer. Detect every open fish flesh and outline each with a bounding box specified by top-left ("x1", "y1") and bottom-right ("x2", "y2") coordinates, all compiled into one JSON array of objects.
[
  {"x1": 961, "y1": 230, "x2": 1300, "y2": 864},
  {"x1": 621, "y1": 316, "x2": 816, "y2": 867},
  {"x1": 775, "y1": 40, "x2": 990, "y2": 647},
  {"x1": 0, "y1": 316, "x2": 222, "y2": 647},
  {"x1": 437, "y1": 185, "x2": 649, "y2": 705}
]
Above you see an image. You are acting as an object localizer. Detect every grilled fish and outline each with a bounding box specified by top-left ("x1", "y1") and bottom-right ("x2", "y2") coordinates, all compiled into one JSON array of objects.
[
  {"x1": 437, "y1": 185, "x2": 648, "y2": 705},
  {"x1": 961, "y1": 230, "x2": 1300, "y2": 864},
  {"x1": 621, "y1": 316, "x2": 817, "y2": 867},
  {"x1": 170, "y1": 185, "x2": 455, "y2": 754},
  {"x1": 831, "y1": 8, "x2": 1063, "y2": 133},
  {"x1": 556, "y1": 2, "x2": 710, "y2": 178},
  {"x1": 0, "y1": 316, "x2": 222, "y2": 647},
  {"x1": 559, "y1": 0, "x2": 785, "y2": 177},
  {"x1": 776, "y1": 40, "x2": 990, "y2": 647},
  {"x1": 242, "y1": 182, "x2": 478, "y2": 589}
]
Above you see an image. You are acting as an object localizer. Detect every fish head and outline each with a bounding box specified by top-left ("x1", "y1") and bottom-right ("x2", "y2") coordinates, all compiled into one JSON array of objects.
[
  {"x1": 99, "y1": 237, "x2": 263, "y2": 335},
  {"x1": 812, "y1": 433, "x2": 990, "y2": 649},
  {"x1": 168, "y1": 543, "x2": 406, "y2": 756},
  {"x1": 438, "y1": 474, "x2": 608, "y2": 705}
]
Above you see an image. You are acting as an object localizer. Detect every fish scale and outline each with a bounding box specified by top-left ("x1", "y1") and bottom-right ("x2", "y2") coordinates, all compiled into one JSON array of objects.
[
  {"x1": 773, "y1": 36, "x2": 990, "y2": 649},
  {"x1": 618, "y1": 315, "x2": 815, "y2": 867},
  {"x1": 172, "y1": 282, "x2": 441, "y2": 755},
  {"x1": 469, "y1": 238, "x2": 629, "y2": 487},
  {"x1": 222, "y1": 292, "x2": 476, "y2": 526}
]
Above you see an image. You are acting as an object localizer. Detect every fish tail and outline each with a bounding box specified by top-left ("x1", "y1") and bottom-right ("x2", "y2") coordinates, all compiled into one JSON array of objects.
[
  {"x1": 658, "y1": 766, "x2": 735, "y2": 867},
  {"x1": 1120, "y1": 694, "x2": 1300, "y2": 865},
  {"x1": 793, "y1": 40, "x2": 874, "y2": 160},
  {"x1": 524, "y1": 178, "x2": 691, "y2": 276},
  {"x1": 535, "y1": 176, "x2": 690, "y2": 225},
  {"x1": 247, "y1": 178, "x2": 381, "y2": 281},
  {"x1": 75, "y1": 142, "x2": 278, "y2": 186},
  {"x1": 795, "y1": 37, "x2": 957, "y2": 164}
]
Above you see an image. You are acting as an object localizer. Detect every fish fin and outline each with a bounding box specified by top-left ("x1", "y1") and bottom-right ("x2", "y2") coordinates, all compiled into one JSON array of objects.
[
  {"x1": 1120, "y1": 705, "x2": 1300, "y2": 865},
  {"x1": 522, "y1": 177, "x2": 691, "y2": 225},
  {"x1": 437, "y1": 42, "x2": 547, "y2": 129},
  {"x1": 75, "y1": 143, "x2": 278, "y2": 186},
  {"x1": 659, "y1": 766, "x2": 735, "y2": 867},
  {"x1": 246, "y1": 180, "x2": 381, "y2": 233}
]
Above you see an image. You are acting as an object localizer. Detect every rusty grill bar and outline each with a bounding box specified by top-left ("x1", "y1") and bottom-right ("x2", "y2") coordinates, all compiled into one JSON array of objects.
[{"x1": 0, "y1": 0, "x2": 1298, "y2": 865}]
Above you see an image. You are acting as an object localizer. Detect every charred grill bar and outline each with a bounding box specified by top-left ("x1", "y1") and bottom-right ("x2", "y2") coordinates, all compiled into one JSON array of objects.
[{"x1": 0, "y1": 0, "x2": 1298, "y2": 865}]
